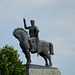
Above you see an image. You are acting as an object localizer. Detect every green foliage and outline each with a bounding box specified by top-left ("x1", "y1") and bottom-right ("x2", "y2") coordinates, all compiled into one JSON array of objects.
[{"x1": 0, "y1": 45, "x2": 26, "y2": 75}]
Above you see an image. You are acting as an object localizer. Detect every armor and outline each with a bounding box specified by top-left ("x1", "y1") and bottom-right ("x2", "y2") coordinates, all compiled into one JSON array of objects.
[{"x1": 29, "y1": 26, "x2": 39, "y2": 38}]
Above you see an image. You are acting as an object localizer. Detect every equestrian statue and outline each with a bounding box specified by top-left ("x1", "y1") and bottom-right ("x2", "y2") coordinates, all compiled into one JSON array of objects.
[{"x1": 13, "y1": 18, "x2": 54, "y2": 66}]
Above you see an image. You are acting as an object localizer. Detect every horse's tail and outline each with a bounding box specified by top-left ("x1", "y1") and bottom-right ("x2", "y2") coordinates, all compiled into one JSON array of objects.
[{"x1": 49, "y1": 42, "x2": 54, "y2": 55}]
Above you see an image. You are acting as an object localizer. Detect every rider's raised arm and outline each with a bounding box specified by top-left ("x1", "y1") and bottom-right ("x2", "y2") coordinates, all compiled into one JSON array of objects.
[{"x1": 23, "y1": 18, "x2": 30, "y2": 29}]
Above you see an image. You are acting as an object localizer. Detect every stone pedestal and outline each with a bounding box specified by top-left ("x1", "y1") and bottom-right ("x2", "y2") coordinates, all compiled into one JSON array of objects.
[{"x1": 25, "y1": 64, "x2": 61, "y2": 75}]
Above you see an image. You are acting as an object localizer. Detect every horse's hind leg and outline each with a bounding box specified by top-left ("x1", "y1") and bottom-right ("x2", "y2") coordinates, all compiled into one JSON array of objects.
[
  {"x1": 39, "y1": 53, "x2": 48, "y2": 66},
  {"x1": 43, "y1": 52, "x2": 52, "y2": 66},
  {"x1": 48, "y1": 55, "x2": 52, "y2": 66},
  {"x1": 44, "y1": 56, "x2": 48, "y2": 66}
]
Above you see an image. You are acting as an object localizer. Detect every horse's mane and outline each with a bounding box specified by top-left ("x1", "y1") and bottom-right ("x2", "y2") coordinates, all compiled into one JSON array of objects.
[{"x1": 14, "y1": 28, "x2": 28, "y2": 35}]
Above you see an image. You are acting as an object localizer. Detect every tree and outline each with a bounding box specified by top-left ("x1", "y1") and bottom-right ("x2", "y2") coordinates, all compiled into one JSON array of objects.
[{"x1": 0, "y1": 45, "x2": 26, "y2": 75}]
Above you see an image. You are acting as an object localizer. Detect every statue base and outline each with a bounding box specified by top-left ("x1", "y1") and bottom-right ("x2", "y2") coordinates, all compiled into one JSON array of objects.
[{"x1": 25, "y1": 64, "x2": 61, "y2": 75}]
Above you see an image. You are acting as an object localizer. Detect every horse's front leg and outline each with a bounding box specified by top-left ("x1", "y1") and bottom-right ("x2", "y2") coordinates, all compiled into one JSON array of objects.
[
  {"x1": 26, "y1": 49, "x2": 31, "y2": 64},
  {"x1": 23, "y1": 49, "x2": 31, "y2": 64}
]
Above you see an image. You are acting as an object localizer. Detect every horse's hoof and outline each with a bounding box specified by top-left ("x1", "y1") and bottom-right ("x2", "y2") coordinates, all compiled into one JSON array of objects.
[
  {"x1": 45, "y1": 64, "x2": 48, "y2": 66},
  {"x1": 47, "y1": 64, "x2": 52, "y2": 67},
  {"x1": 49, "y1": 63, "x2": 52, "y2": 67}
]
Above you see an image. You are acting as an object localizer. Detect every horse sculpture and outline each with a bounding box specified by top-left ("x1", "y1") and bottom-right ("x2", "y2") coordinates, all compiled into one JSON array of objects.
[{"x1": 13, "y1": 28, "x2": 54, "y2": 66}]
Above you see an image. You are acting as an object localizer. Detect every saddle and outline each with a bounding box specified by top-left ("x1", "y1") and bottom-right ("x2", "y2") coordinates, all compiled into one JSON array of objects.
[{"x1": 29, "y1": 37, "x2": 42, "y2": 53}]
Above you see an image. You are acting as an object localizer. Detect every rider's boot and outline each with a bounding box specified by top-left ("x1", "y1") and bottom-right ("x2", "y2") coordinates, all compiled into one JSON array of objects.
[{"x1": 28, "y1": 40, "x2": 34, "y2": 51}]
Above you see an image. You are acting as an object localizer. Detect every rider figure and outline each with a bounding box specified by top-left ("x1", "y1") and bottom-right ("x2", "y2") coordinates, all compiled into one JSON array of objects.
[
  {"x1": 23, "y1": 18, "x2": 54, "y2": 55},
  {"x1": 23, "y1": 18, "x2": 39, "y2": 52}
]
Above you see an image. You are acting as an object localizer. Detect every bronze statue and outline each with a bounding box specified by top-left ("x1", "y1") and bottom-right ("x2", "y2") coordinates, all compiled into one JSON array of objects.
[{"x1": 13, "y1": 19, "x2": 54, "y2": 66}]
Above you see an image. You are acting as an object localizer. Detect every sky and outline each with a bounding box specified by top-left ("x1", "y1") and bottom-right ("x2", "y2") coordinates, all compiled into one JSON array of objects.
[{"x1": 0, "y1": 0, "x2": 75, "y2": 75}]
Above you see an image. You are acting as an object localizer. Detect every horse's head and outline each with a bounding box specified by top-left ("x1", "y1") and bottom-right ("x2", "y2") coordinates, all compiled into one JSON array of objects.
[{"x1": 13, "y1": 28, "x2": 28, "y2": 42}]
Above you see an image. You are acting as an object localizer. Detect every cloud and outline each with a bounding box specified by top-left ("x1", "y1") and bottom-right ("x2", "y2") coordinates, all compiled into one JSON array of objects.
[
  {"x1": 0, "y1": 0, "x2": 75, "y2": 27},
  {"x1": 8, "y1": 0, "x2": 55, "y2": 6}
]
